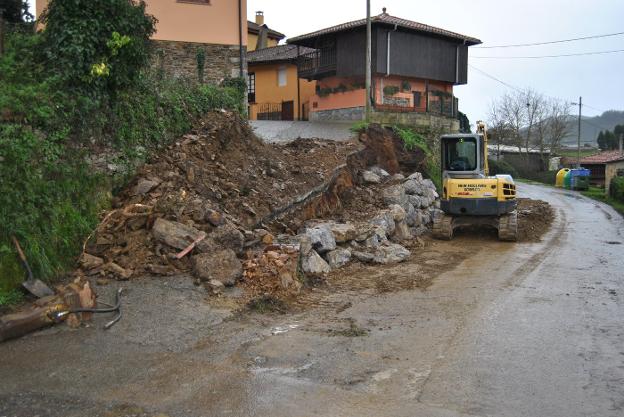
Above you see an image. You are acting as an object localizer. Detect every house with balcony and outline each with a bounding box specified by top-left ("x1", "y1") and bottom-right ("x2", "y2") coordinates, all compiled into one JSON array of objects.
[{"x1": 288, "y1": 9, "x2": 481, "y2": 130}]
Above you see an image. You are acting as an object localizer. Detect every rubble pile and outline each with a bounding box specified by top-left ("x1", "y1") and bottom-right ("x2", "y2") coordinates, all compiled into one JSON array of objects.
[
  {"x1": 517, "y1": 198, "x2": 554, "y2": 242},
  {"x1": 294, "y1": 169, "x2": 440, "y2": 274},
  {"x1": 76, "y1": 115, "x2": 441, "y2": 299},
  {"x1": 77, "y1": 111, "x2": 355, "y2": 286}
]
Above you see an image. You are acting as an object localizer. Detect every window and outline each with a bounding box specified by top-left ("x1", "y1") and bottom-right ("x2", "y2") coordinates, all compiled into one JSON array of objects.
[
  {"x1": 444, "y1": 137, "x2": 477, "y2": 171},
  {"x1": 247, "y1": 72, "x2": 256, "y2": 103},
  {"x1": 277, "y1": 65, "x2": 287, "y2": 87}
]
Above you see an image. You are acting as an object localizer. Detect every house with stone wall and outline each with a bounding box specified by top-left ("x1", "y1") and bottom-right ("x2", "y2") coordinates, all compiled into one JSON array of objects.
[
  {"x1": 288, "y1": 8, "x2": 481, "y2": 131},
  {"x1": 36, "y1": 0, "x2": 248, "y2": 84}
]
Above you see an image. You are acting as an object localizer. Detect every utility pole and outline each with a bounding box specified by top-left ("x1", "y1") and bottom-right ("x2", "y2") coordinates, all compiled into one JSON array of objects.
[
  {"x1": 365, "y1": 0, "x2": 372, "y2": 121},
  {"x1": 577, "y1": 97, "x2": 582, "y2": 168},
  {"x1": 571, "y1": 97, "x2": 582, "y2": 168}
]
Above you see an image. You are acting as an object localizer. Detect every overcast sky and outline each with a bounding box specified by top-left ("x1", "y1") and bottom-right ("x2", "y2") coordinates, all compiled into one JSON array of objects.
[{"x1": 32, "y1": 0, "x2": 623, "y2": 122}]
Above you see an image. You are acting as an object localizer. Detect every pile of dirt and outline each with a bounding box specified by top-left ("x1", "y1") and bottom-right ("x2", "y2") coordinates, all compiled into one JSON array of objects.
[
  {"x1": 79, "y1": 112, "x2": 357, "y2": 281},
  {"x1": 517, "y1": 198, "x2": 554, "y2": 242}
]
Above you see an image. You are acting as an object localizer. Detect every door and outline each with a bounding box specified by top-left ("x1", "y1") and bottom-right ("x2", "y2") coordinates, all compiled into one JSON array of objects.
[{"x1": 281, "y1": 100, "x2": 294, "y2": 121}]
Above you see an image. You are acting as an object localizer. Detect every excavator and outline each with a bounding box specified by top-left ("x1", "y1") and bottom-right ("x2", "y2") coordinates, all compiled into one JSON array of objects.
[{"x1": 432, "y1": 121, "x2": 518, "y2": 241}]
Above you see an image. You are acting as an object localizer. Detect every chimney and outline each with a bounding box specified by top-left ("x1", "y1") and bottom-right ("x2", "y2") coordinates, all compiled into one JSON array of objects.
[
  {"x1": 382, "y1": 7, "x2": 387, "y2": 14},
  {"x1": 255, "y1": 11, "x2": 264, "y2": 26}
]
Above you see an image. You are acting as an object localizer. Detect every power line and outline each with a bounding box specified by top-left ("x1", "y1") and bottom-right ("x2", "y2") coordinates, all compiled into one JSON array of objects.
[
  {"x1": 468, "y1": 65, "x2": 524, "y2": 93},
  {"x1": 582, "y1": 103, "x2": 605, "y2": 113},
  {"x1": 468, "y1": 65, "x2": 611, "y2": 130},
  {"x1": 472, "y1": 48, "x2": 624, "y2": 59},
  {"x1": 474, "y1": 31, "x2": 624, "y2": 49}
]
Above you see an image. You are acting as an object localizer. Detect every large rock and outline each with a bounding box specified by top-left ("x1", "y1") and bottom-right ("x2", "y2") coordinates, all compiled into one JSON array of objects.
[
  {"x1": 305, "y1": 226, "x2": 336, "y2": 254},
  {"x1": 328, "y1": 222, "x2": 359, "y2": 243},
  {"x1": 211, "y1": 223, "x2": 245, "y2": 255},
  {"x1": 325, "y1": 248, "x2": 352, "y2": 269},
  {"x1": 152, "y1": 218, "x2": 210, "y2": 252},
  {"x1": 370, "y1": 211, "x2": 395, "y2": 236},
  {"x1": 362, "y1": 170, "x2": 381, "y2": 184},
  {"x1": 300, "y1": 249, "x2": 331, "y2": 274},
  {"x1": 382, "y1": 184, "x2": 408, "y2": 207},
  {"x1": 373, "y1": 243, "x2": 411, "y2": 264},
  {"x1": 408, "y1": 195, "x2": 423, "y2": 209},
  {"x1": 365, "y1": 226, "x2": 388, "y2": 248},
  {"x1": 422, "y1": 179, "x2": 436, "y2": 191},
  {"x1": 405, "y1": 203, "x2": 418, "y2": 227},
  {"x1": 392, "y1": 220, "x2": 413, "y2": 241},
  {"x1": 192, "y1": 249, "x2": 242, "y2": 286},
  {"x1": 369, "y1": 166, "x2": 390, "y2": 178},
  {"x1": 403, "y1": 179, "x2": 424, "y2": 196},
  {"x1": 352, "y1": 250, "x2": 375, "y2": 263},
  {"x1": 388, "y1": 204, "x2": 406, "y2": 222},
  {"x1": 352, "y1": 243, "x2": 410, "y2": 264},
  {"x1": 133, "y1": 178, "x2": 160, "y2": 196}
]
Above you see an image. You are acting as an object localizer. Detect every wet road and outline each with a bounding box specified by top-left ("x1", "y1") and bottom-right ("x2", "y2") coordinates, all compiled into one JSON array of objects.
[{"x1": 1, "y1": 183, "x2": 623, "y2": 417}]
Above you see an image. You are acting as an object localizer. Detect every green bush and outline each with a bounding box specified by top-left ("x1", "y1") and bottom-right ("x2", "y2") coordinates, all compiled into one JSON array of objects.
[
  {"x1": 610, "y1": 177, "x2": 624, "y2": 202},
  {"x1": 488, "y1": 159, "x2": 518, "y2": 177},
  {"x1": 40, "y1": 0, "x2": 156, "y2": 96},
  {"x1": 0, "y1": 6, "x2": 244, "y2": 295},
  {"x1": 393, "y1": 126, "x2": 441, "y2": 190}
]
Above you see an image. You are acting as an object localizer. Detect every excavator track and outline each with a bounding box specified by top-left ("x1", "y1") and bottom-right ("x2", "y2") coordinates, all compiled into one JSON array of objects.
[
  {"x1": 498, "y1": 211, "x2": 518, "y2": 242},
  {"x1": 432, "y1": 212, "x2": 454, "y2": 240}
]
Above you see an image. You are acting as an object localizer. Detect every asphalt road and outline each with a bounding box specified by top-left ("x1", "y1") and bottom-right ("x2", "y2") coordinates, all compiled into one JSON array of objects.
[{"x1": 1, "y1": 183, "x2": 623, "y2": 417}]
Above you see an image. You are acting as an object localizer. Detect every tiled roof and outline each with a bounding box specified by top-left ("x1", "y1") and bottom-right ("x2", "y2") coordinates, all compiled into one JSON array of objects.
[
  {"x1": 288, "y1": 12, "x2": 481, "y2": 45},
  {"x1": 248, "y1": 44, "x2": 315, "y2": 64},
  {"x1": 580, "y1": 150, "x2": 624, "y2": 164},
  {"x1": 248, "y1": 21, "x2": 285, "y2": 41}
]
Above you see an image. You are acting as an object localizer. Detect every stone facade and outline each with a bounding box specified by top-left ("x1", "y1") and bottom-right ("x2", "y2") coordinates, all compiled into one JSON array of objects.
[
  {"x1": 152, "y1": 40, "x2": 246, "y2": 84},
  {"x1": 310, "y1": 107, "x2": 366, "y2": 121},
  {"x1": 310, "y1": 107, "x2": 459, "y2": 132}
]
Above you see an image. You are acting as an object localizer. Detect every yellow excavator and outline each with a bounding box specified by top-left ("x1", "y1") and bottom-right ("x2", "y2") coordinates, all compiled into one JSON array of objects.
[{"x1": 432, "y1": 121, "x2": 518, "y2": 241}]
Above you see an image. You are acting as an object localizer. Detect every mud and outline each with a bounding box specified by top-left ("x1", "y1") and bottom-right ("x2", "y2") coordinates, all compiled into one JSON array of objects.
[{"x1": 517, "y1": 198, "x2": 554, "y2": 242}]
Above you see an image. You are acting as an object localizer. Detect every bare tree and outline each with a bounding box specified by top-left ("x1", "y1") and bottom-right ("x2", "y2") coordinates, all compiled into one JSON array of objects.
[
  {"x1": 545, "y1": 99, "x2": 572, "y2": 153},
  {"x1": 523, "y1": 89, "x2": 547, "y2": 158},
  {"x1": 488, "y1": 88, "x2": 570, "y2": 172}
]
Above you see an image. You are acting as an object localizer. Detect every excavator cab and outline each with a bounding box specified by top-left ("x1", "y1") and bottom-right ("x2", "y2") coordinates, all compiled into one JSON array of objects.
[{"x1": 433, "y1": 122, "x2": 518, "y2": 241}]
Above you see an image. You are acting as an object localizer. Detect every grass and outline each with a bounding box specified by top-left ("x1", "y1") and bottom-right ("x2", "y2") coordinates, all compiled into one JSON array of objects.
[
  {"x1": 557, "y1": 149, "x2": 598, "y2": 158},
  {"x1": 0, "y1": 289, "x2": 24, "y2": 307},
  {"x1": 246, "y1": 295, "x2": 289, "y2": 314},
  {"x1": 581, "y1": 186, "x2": 624, "y2": 215}
]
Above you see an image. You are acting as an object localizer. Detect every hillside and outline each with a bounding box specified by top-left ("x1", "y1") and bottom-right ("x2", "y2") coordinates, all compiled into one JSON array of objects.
[{"x1": 561, "y1": 110, "x2": 624, "y2": 146}]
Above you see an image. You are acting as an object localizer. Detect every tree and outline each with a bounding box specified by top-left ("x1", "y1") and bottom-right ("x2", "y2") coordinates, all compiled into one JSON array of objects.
[
  {"x1": 40, "y1": 0, "x2": 156, "y2": 95},
  {"x1": 1, "y1": 1, "x2": 33, "y2": 24},
  {"x1": 489, "y1": 89, "x2": 570, "y2": 169}
]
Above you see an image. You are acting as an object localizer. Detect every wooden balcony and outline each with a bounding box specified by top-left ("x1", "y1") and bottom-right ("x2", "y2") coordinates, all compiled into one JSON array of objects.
[{"x1": 297, "y1": 48, "x2": 337, "y2": 80}]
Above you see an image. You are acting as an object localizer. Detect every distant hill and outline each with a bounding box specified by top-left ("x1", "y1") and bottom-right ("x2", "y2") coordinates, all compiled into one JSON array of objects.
[{"x1": 561, "y1": 110, "x2": 624, "y2": 146}]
